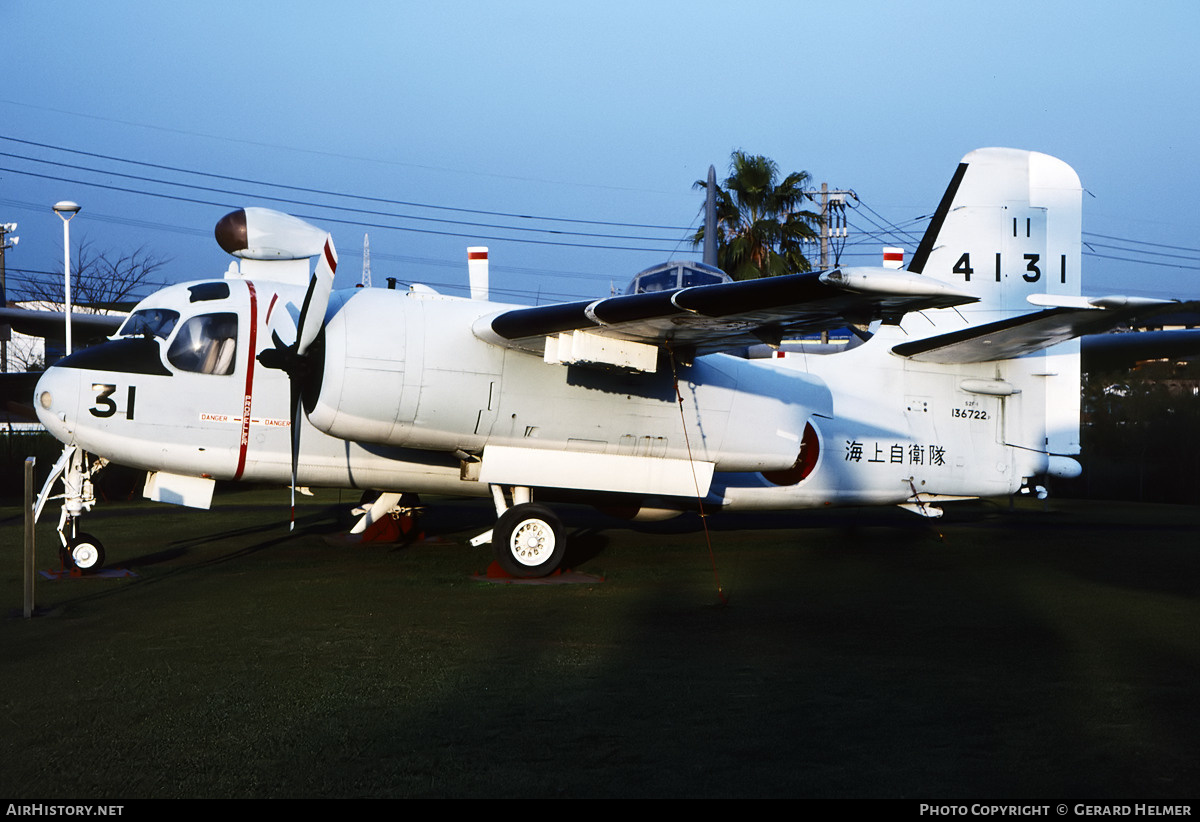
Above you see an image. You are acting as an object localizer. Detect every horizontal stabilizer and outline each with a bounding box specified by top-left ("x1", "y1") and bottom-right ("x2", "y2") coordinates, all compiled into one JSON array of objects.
[
  {"x1": 1082, "y1": 328, "x2": 1200, "y2": 370},
  {"x1": 892, "y1": 301, "x2": 1200, "y2": 363}
]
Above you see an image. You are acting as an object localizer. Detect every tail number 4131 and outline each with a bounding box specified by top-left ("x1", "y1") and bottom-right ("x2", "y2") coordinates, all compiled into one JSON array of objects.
[{"x1": 953, "y1": 252, "x2": 1068, "y2": 284}]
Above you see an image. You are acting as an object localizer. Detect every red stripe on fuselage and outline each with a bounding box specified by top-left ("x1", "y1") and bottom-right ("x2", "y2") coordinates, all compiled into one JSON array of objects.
[{"x1": 233, "y1": 281, "x2": 259, "y2": 481}]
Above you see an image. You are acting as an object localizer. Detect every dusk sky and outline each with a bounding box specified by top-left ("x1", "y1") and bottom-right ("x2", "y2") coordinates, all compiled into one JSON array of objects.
[{"x1": 3, "y1": 1, "x2": 1198, "y2": 305}]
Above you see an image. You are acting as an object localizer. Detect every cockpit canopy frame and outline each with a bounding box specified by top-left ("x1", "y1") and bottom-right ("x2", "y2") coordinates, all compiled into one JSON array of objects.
[{"x1": 624, "y1": 261, "x2": 732, "y2": 295}]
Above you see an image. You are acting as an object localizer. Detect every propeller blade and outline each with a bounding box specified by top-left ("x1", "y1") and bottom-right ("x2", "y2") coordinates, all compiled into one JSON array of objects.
[
  {"x1": 289, "y1": 385, "x2": 302, "y2": 532},
  {"x1": 254, "y1": 233, "x2": 336, "y2": 531},
  {"x1": 296, "y1": 234, "x2": 337, "y2": 357}
]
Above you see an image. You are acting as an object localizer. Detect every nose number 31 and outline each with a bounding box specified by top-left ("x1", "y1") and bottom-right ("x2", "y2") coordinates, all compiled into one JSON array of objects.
[{"x1": 89, "y1": 384, "x2": 136, "y2": 420}]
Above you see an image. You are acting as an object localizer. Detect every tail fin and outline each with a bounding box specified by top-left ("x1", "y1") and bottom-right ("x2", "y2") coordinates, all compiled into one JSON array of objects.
[
  {"x1": 906, "y1": 148, "x2": 1084, "y2": 461},
  {"x1": 908, "y1": 148, "x2": 1083, "y2": 326}
]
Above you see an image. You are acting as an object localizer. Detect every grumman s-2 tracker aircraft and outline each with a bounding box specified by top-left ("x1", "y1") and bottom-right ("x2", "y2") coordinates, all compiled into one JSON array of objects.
[{"x1": 27, "y1": 148, "x2": 1197, "y2": 577}]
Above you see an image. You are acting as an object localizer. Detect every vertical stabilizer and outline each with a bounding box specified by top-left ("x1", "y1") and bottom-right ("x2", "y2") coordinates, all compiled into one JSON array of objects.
[
  {"x1": 908, "y1": 148, "x2": 1083, "y2": 324},
  {"x1": 905, "y1": 148, "x2": 1084, "y2": 459}
]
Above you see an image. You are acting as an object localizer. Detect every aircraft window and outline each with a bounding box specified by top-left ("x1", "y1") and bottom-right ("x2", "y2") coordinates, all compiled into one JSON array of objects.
[
  {"x1": 625, "y1": 262, "x2": 732, "y2": 294},
  {"x1": 189, "y1": 282, "x2": 230, "y2": 302},
  {"x1": 631, "y1": 271, "x2": 676, "y2": 293},
  {"x1": 681, "y1": 267, "x2": 729, "y2": 289},
  {"x1": 167, "y1": 312, "x2": 239, "y2": 375},
  {"x1": 119, "y1": 308, "x2": 179, "y2": 340}
]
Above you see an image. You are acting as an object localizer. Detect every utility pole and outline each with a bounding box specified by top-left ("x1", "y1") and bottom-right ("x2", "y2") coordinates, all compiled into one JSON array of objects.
[
  {"x1": 815, "y1": 186, "x2": 854, "y2": 346},
  {"x1": 1, "y1": 222, "x2": 18, "y2": 373},
  {"x1": 817, "y1": 183, "x2": 856, "y2": 270}
]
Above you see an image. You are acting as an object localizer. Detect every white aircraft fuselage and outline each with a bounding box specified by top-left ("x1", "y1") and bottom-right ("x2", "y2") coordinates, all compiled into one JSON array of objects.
[
  {"x1": 34, "y1": 148, "x2": 1122, "y2": 576},
  {"x1": 35, "y1": 277, "x2": 1048, "y2": 513}
]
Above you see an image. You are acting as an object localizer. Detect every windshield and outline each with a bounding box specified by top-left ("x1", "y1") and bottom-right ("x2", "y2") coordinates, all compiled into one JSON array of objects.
[{"x1": 119, "y1": 308, "x2": 179, "y2": 340}]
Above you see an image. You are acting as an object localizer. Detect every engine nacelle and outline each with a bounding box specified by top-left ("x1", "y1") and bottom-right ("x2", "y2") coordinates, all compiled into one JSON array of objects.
[{"x1": 306, "y1": 289, "x2": 507, "y2": 453}]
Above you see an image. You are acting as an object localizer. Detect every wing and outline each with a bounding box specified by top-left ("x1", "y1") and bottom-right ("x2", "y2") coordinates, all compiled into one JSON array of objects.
[
  {"x1": 0, "y1": 306, "x2": 125, "y2": 341},
  {"x1": 473, "y1": 266, "x2": 977, "y2": 369}
]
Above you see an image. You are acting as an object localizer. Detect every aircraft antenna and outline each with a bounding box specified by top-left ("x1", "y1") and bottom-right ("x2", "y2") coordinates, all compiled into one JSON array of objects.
[
  {"x1": 702, "y1": 165, "x2": 718, "y2": 268},
  {"x1": 361, "y1": 233, "x2": 372, "y2": 288}
]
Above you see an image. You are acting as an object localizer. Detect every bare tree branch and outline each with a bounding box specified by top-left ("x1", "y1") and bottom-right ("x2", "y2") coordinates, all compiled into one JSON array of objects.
[{"x1": 23, "y1": 239, "x2": 170, "y2": 312}]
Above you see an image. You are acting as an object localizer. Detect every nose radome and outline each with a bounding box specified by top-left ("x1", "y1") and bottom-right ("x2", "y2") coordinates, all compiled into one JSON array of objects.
[{"x1": 34, "y1": 365, "x2": 81, "y2": 443}]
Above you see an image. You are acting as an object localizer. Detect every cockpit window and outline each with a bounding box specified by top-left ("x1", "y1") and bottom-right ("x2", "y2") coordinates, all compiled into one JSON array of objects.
[
  {"x1": 625, "y1": 262, "x2": 732, "y2": 295},
  {"x1": 631, "y1": 271, "x2": 676, "y2": 293},
  {"x1": 119, "y1": 308, "x2": 179, "y2": 340},
  {"x1": 167, "y1": 312, "x2": 238, "y2": 375},
  {"x1": 681, "y1": 265, "x2": 729, "y2": 289}
]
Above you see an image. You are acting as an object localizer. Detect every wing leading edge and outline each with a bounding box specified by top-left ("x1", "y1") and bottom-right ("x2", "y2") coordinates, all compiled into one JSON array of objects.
[
  {"x1": 473, "y1": 266, "x2": 977, "y2": 368},
  {"x1": 0, "y1": 307, "x2": 124, "y2": 341}
]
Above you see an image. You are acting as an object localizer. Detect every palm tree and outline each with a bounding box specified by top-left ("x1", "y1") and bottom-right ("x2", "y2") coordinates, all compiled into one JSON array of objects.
[{"x1": 693, "y1": 151, "x2": 821, "y2": 280}]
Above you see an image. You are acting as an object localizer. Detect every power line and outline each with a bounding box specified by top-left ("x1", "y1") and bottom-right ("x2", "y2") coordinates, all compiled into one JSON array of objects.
[
  {"x1": 0, "y1": 134, "x2": 694, "y2": 232},
  {"x1": 8, "y1": 132, "x2": 1198, "y2": 281},
  {"x1": 1081, "y1": 251, "x2": 1200, "y2": 271},
  {"x1": 0, "y1": 101, "x2": 686, "y2": 196},
  {"x1": 0, "y1": 151, "x2": 691, "y2": 244},
  {"x1": 0, "y1": 164, "x2": 688, "y2": 253},
  {"x1": 1083, "y1": 231, "x2": 1200, "y2": 254}
]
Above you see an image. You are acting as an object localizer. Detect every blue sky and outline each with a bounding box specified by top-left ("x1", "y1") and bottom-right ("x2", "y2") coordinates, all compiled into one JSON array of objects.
[{"x1": 2, "y1": 1, "x2": 1198, "y2": 305}]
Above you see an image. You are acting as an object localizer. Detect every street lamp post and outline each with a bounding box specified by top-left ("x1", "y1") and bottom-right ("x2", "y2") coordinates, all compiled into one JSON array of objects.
[
  {"x1": 1, "y1": 222, "x2": 19, "y2": 373},
  {"x1": 53, "y1": 201, "x2": 81, "y2": 356}
]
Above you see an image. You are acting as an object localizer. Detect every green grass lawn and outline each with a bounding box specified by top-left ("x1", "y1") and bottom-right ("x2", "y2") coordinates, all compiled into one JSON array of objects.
[{"x1": 2, "y1": 490, "x2": 1198, "y2": 798}]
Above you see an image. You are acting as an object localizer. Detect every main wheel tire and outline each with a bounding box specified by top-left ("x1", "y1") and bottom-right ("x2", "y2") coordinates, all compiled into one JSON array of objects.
[
  {"x1": 65, "y1": 533, "x2": 106, "y2": 574},
  {"x1": 493, "y1": 503, "x2": 565, "y2": 578}
]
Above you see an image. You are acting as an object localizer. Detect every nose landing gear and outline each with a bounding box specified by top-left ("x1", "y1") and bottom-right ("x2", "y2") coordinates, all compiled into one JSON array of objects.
[{"x1": 34, "y1": 445, "x2": 110, "y2": 574}]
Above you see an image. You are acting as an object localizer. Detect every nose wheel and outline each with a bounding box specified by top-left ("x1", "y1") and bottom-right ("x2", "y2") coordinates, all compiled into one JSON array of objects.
[{"x1": 61, "y1": 533, "x2": 107, "y2": 574}]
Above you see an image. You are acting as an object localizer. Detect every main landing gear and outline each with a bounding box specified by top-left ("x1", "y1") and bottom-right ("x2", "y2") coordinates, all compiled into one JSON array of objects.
[
  {"x1": 34, "y1": 444, "x2": 109, "y2": 573},
  {"x1": 472, "y1": 485, "x2": 566, "y2": 578}
]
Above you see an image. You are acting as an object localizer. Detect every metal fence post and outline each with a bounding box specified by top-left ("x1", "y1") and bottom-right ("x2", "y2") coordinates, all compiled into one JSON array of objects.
[{"x1": 24, "y1": 456, "x2": 35, "y2": 618}]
